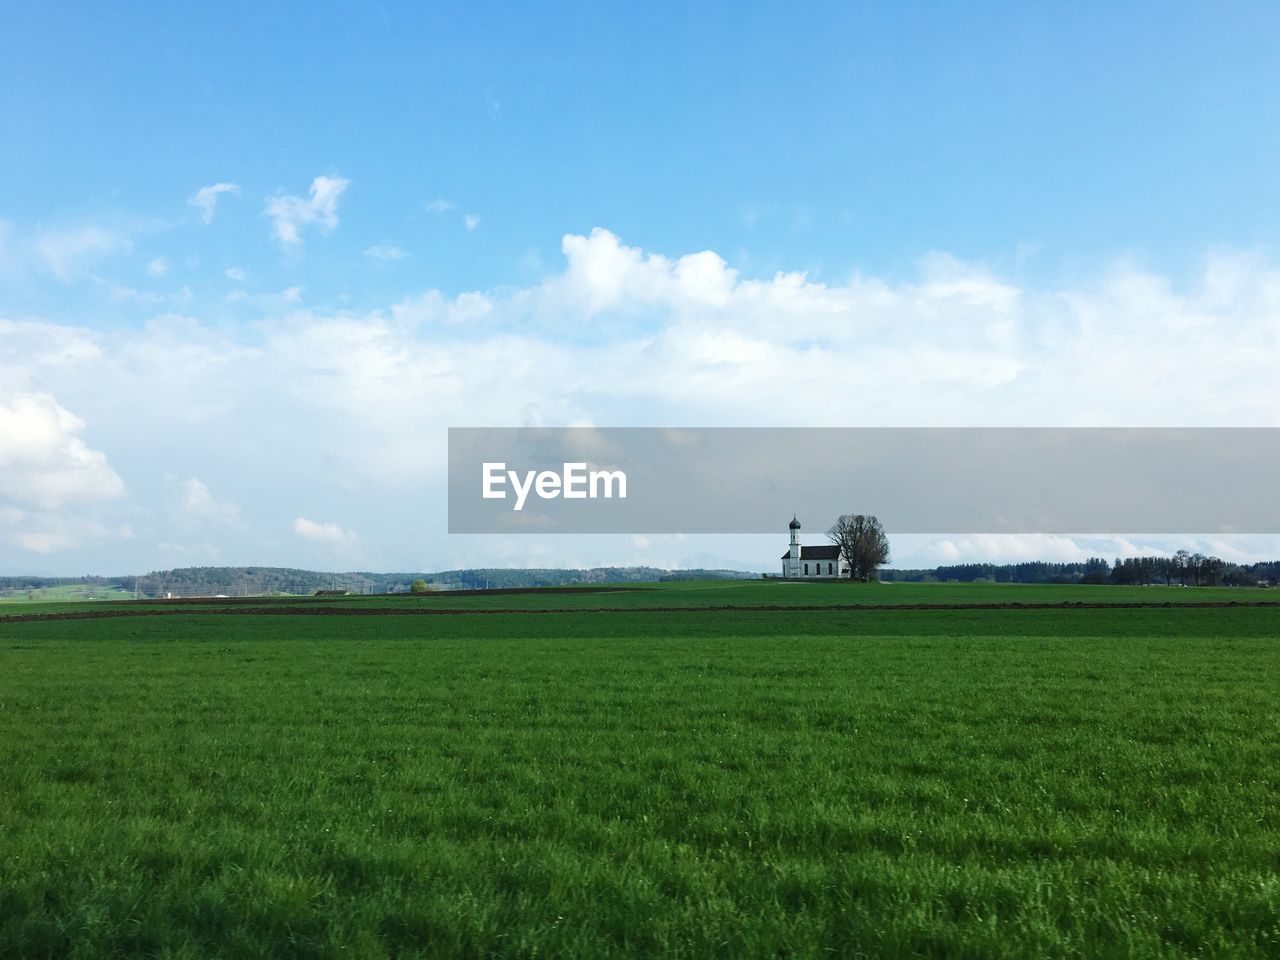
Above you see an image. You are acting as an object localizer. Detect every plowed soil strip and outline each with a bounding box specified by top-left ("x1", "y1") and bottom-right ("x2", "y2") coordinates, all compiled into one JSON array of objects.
[{"x1": 3, "y1": 600, "x2": 1279, "y2": 624}]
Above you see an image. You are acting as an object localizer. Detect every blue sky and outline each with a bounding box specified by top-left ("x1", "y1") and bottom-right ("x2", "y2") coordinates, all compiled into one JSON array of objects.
[{"x1": 2, "y1": 2, "x2": 1279, "y2": 574}]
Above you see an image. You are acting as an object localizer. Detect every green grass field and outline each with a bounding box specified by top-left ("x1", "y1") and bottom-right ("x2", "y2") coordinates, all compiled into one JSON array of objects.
[
  {"x1": 3, "y1": 578, "x2": 1273, "y2": 619},
  {"x1": 0, "y1": 582, "x2": 137, "y2": 604},
  {"x1": 1, "y1": 581, "x2": 1277, "y2": 958}
]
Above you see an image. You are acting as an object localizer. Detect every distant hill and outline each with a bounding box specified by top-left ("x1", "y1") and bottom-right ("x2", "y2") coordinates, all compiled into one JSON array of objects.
[
  {"x1": 7, "y1": 556, "x2": 1275, "y2": 601},
  {"x1": 0, "y1": 566, "x2": 757, "y2": 599}
]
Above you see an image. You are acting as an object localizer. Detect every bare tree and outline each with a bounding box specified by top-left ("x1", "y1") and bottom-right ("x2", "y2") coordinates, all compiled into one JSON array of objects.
[{"x1": 827, "y1": 514, "x2": 890, "y2": 581}]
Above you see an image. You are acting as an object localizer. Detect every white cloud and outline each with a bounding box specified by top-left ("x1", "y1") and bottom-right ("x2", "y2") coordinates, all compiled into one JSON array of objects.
[
  {"x1": 917, "y1": 534, "x2": 1104, "y2": 564},
  {"x1": 8, "y1": 228, "x2": 1280, "y2": 570},
  {"x1": 390, "y1": 289, "x2": 494, "y2": 326},
  {"x1": 176, "y1": 477, "x2": 243, "y2": 527},
  {"x1": 102, "y1": 281, "x2": 164, "y2": 305},
  {"x1": 0, "y1": 509, "x2": 134, "y2": 556},
  {"x1": 220, "y1": 284, "x2": 306, "y2": 308},
  {"x1": 539, "y1": 227, "x2": 742, "y2": 315},
  {"x1": 422, "y1": 198, "x2": 477, "y2": 233},
  {"x1": 0, "y1": 319, "x2": 101, "y2": 381},
  {"x1": 15, "y1": 530, "x2": 80, "y2": 554},
  {"x1": 364, "y1": 244, "x2": 408, "y2": 261},
  {"x1": 75, "y1": 313, "x2": 261, "y2": 428},
  {"x1": 225, "y1": 266, "x2": 247, "y2": 281},
  {"x1": 227, "y1": 235, "x2": 1280, "y2": 497},
  {"x1": 35, "y1": 226, "x2": 131, "y2": 282},
  {"x1": 265, "y1": 175, "x2": 349, "y2": 245},
  {"x1": 91, "y1": 276, "x2": 196, "y2": 306},
  {"x1": 146, "y1": 256, "x2": 170, "y2": 277},
  {"x1": 0, "y1": 393, "x2": 126, "y2": 509},
  {"x1": 293, "y1": 516, "x2": 356, "y2": 544},
  {"x1": 189, "y1": 183, "x2": 241, "y2": 224}
]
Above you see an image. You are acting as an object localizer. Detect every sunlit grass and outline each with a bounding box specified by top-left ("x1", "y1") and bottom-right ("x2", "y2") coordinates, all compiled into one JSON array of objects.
[{"x1": 0, "y1": 592, "x2": 1277, "y2": 957}]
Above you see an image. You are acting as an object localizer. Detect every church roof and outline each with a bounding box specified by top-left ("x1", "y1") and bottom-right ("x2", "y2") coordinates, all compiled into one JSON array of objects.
[
  {"x1": 781, "y1": 544, "x2": 843, "y2": 560},
  {"x1": 789, "y1": 515, "x2": 801, "y2": 530}
]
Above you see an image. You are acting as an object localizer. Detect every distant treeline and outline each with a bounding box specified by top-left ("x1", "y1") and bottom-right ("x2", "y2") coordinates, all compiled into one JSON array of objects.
[
  {"x1": 6, "y1": 556, "x2": 1277, "y2": 598},
  {"x1": 883, "y1": 553, "x2": 1280, "y2": 587},
  {"x1": 0, "y1": 566, "x2": 755, "y2": 598}
]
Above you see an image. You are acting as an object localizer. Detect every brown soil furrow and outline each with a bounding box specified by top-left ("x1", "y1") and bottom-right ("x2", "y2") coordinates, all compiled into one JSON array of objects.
[{"x1": 2, "y1": 600, "x2": 1279, "y2": 625}]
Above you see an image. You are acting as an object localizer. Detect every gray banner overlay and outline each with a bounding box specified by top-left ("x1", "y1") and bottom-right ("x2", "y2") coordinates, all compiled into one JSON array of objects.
[{"x1": 448, "y1": 428, "x2": 1280, "y2": 534}]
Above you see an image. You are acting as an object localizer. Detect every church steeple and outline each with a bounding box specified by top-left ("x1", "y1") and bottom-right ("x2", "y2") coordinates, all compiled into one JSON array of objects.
[{"x1": 789, "y1": 515, "x2": 801, "y2": 558}]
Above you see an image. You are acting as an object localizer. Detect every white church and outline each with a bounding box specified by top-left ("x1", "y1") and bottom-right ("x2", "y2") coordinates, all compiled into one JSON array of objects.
[{"x1": 780, "y1": 515, "x2": 850, "y2": 579}]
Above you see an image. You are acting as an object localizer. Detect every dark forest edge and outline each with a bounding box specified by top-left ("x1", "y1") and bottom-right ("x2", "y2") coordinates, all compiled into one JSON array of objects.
[{"x1": 883, "y1": 552, "x2": 1277, "y2": 587}]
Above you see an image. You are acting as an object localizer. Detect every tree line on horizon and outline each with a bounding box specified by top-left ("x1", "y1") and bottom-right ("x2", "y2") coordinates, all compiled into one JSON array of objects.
[
  {"x1": 817, "y1": 513, "x2": 1275, "y2": 588},
  {"x1": 0, "y1": 565, "x2": 757, "y2": 599},
  {"x1": 4, "y1": 553, "x2": 1276, "y2": 599},
  {"x1": 882, "y1": 553, "x2": 1278, "y2": 587}
]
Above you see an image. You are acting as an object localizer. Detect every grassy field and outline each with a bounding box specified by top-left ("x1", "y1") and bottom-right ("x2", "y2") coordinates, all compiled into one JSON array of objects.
[
  {"x1": 2, "y1": 578, "x2": 1275, "y2": 619},
  {"x1": 0, "y1": 582, "x2": 136, "y2": 604},
  {"x1": 0, "y1": 582, "x2": 1277, "y2": 958}
]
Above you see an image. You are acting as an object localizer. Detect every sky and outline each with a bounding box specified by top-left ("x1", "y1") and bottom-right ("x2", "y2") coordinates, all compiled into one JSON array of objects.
[{"x1": 2, "y1": 1, "x2": 1279, "y2": 576}]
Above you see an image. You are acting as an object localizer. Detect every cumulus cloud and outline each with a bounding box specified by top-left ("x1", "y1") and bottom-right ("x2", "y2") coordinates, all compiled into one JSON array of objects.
[
  {"x1": 176, "y1": 477, "x2": 243, "y2": 527},
  {"x1": 189, "y1": 182, "x2": 241, "y2": 224},
  {"x1": 200, "y1": 232, "x2": 1280, "y2": 496},
  {"x1": 293, "y1": 516, "x2": 356, "y2": 544},
  {"x1": 0, "y1": 320, "x2": 101, "y2": 386},
  {"x1": 265, "y1": 175, "x2": 349, "y2": 245},
  {"x1": 0, "y1": 393, "x2": 126, "y2": 509},
  {"x1": 18, "y1": 231, "x2": 1280, "y2": 441},
  {"x1": 7, "y1": 227, "x2": 1280, "y2": 570},
  {"x1": 389, "y1": 289, "x2": 494, "y2": 326},
  {"x1": 464, "y1": 214, "x2": 480, "y2": 231},
  {"x1": 225, "y1": 266, "x2": 247, "y2": 281},
  {"x1": 540, "y1": 227, "x2": 743, "y2": 316},
  {"x1": 146, "y1": 256, "x2": 170, "y2": 278}
]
